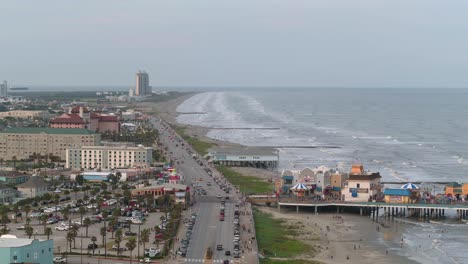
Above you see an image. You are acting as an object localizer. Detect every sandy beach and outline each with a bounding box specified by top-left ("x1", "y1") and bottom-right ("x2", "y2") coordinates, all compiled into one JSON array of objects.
[
  {"x1": 261, "y1": 206, "x2": 417, "y2": 264},
  {"x1": 145, "y1": 93, "x2": 418, "y2": 264}
]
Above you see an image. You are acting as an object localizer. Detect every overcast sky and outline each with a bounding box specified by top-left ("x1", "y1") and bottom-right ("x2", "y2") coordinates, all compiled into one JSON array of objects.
[{"x1": 1, "y1": 0, "x2": 468, "y2": 88}]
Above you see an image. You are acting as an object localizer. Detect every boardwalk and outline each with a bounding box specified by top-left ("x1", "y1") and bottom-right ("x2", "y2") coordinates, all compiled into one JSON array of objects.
[{"x1": 247, "y1": 195, "x2": 468, "y2": 220}]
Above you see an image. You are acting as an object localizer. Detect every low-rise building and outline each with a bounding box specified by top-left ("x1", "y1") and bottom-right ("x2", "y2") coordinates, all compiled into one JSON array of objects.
[
  {"x1": 0, "y1": 235, "x2": 53, "y2": 264},
  {"x1": 17, "y1": 176, "x2": 49, "y2": 199},
  {"x1": 0, "y1": 172, "x2": 30, "y2": 185},
  {"x1": 0, "y1": 127, "x2": 100, "y2": 161},
  {"x1": 383, "y1": 188, "x2": 412, "y2": 204},
  {"x1": 66, "y1": 145, "x2": 153, "y2": 170},
  {"x1": 0, "y1": 184, "x2": 19, "y2": 203},
  {"x1": 131, "y1": 183, "x2": 188, "y2": 205},
  {"x1": 0, "y1": 110, "x2": 49, "y2": 119},
  {"x1": 343, "y1": 164, "x2": 383, "y2": 202}
]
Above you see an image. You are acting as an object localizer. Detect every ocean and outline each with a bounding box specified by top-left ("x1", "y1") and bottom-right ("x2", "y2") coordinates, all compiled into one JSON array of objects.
[{"x1": 176, "y1": 88, "x2": 468, "y2": 264}]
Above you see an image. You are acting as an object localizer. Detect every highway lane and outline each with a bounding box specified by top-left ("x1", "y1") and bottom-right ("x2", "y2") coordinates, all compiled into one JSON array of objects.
[{"x1": 151, "y1": 118, "x2": 240, "y2": 263}]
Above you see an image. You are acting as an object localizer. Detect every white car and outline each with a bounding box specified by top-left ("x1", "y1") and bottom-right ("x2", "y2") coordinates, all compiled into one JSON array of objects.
[
  {"x1": 55, "y1": 225, "x2": 69, "y2": 231},
  {"x1": 140, "y1": 258, "x2": 151, "y2": 263},
  {"x1": 53, "y1": 257, "x2": 66, "y2": 263}
]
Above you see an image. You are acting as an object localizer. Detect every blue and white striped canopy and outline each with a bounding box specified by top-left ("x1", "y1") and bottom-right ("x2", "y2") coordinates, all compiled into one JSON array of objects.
[
  {"x1": 291, "y1": 182, "x2": 309, "y2": 190},
  {"x1": 401, "y1": 183, "x2": 419, "y2": 189}
]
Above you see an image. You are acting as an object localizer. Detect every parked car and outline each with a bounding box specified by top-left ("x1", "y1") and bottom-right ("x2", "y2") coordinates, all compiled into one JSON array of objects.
[{"x1": 53, "y1": 257, "x2": 67, "y2": 263}]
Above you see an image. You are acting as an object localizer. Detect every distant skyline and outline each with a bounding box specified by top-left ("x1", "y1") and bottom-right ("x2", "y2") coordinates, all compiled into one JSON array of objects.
[{"x1": 1, "y1": 0, "x2": 468, "y2": 88}]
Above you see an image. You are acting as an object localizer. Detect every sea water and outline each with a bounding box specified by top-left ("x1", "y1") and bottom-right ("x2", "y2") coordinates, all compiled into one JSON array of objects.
[{"x1": 176, "y1": 88, "x2": 468, "y2": 264}]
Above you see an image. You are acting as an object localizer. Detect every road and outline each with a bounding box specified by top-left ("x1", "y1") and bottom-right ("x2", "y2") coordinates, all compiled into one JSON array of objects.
[{"x1": 151, "y1": 118, "x2": 244, "y2": 263}]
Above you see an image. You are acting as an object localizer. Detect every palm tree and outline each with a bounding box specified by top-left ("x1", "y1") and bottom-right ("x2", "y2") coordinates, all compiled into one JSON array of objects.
[
  {"x1": 126, "y1": 237, "x2": 137, "y2": 264},
  {"x1": 109, "y1": 217, "x2": 117, "y2": 239},
  {"x1": 45, "y1": 227, "x2": 53, "y2": 239},
  {"x1": 25, "y1": 217, "x2": 31, "y2": 227},
  {"x1": 54, "y1": 194, "x2": 60, "y2": 217},
  {"x1": 12, "y1": 204, "x2": 19, "y2": 223},
  {"x1": 25, "y1": 226, "x2": 34, "y2": 239},
  {"x1": 11, "y1": 156, "x2": 17, "y2": 171},
  {"x1": 70, "y1": 224, "x2": 79, "y2": 248},
  {"x1": 83, "y1": 218, "x2": 91, "y2": 237},
  {"x1": 23, "y1": 204, "x2": 31, "y2": 220},
  {"x1": 39, "y1": 214, "x2": 48, "y2": 235},
  {"x1": 78, "y1": 206, "x2": 86, "y2": 225},
  {"x1": 100, "y1": 226, "x2": 106, "y2": 247},
  {"x1": 114, "y1": 229, "x2": 123, "y2": 255},
  {"x1": 140, "y1": 228, "x2": 150, "y2": 255},
  {"x1": 66, "y1": 231, "x2": 74, "y2": 252},
  {"x1": 91, "y1": 236, "x2": 97, "y2": 255},
  {"x1": 62, "y1": 206, "x2": 70, "y2": 223}
]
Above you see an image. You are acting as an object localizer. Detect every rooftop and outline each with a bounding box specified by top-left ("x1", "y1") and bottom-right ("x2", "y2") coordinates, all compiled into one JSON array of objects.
[
  {"x1": 0, "y1": 235, "x2": 45, "y2": 248},
  {"x1": 0, "y1": 127, "x2": 96, "y2": 135},
  {"x1": 348, "y1": 172, "x2": 382, "y2": 181},
  {"x1": 210, "y1": 146, "x2": 278, "y2": 157},
  {"x1": 17, "y1": 176, "x2": 48, "y2": 188},
  {"x1": 70, "y1": 145, "x2": 152, "y2": 150}
]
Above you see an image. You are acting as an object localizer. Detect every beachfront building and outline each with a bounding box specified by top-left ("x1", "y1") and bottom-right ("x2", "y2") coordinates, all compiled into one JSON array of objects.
[
  {"x1": 383, "y1": 189, "x2": 412, "y2": 203},
  {"x1": 445, "y1": 182, "x2": 463, "y2": 198},
  {"x1": 0, "y1": 235, "x2": 54, "y2": 264},
  {"x1": 66, "y1": 145, "x2": 153, "y2": 170},
  {"x1": 0, "y1": 127, "x2": 100, "y2": 161},
  {"x1": 280, "y1": 167, "x2": 348, "y2": 197},
  {"x1": 50, "y1": 106, "x2": 120, "y2": 133},
  {"x1": 343, "y1": 164, "x2": 383, "y2": 202},
  {"x1": 16, "y1": 176, "x2": 49, "y2": 199},
  {"x1": 209, "y1": 146, "x2": 279, "y2": 169},
  {"x1": 0, "y1": 110, "x2": 49, "y2": 119}
]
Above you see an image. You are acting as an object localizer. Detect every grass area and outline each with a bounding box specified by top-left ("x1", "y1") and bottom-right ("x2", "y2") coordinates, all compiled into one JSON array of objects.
[
  {"x1": 253, "y1": 208, "x2": 314, "y2": 259},
  {"x1": 260, "y1": 259, "x2": 322, "y2": 264},
  {"x1": 145, "y1": 91, "x2": 191, "y2": 103},
  {"x1": 171, "y1": 125, "x2": 214, "y2": 155},
  {"x1": 216, "y1": 165, "x2": 274, "y2": 194}
]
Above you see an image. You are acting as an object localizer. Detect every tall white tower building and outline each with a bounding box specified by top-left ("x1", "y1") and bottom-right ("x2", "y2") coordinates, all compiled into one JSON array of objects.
[
  {"x1": 0, "y1": 81, "x2": 8, "y2": 97},
  {"x1": 135, "y1": 71, "x2": 151, "y2": 96}
]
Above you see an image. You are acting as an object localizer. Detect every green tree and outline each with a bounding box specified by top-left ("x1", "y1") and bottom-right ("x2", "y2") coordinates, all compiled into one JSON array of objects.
[
  {"x1": 100, "y1": 226, "x2": 106, "y2": 247},
  {"x1": 66, "y1": 231, "x2": 74, "y2": 252},
  {"x1": 83, "y1": 218, "x2": 91, "y2": 237},
  {"x1": 109, "y1": 217, "x2": 117, "y2": 239},
  {"x1": 140, "y1": 228, "x2": 150, "y2": 256},
  {"x1": 114, "y1": 229, "x2": 123, "y2": 255},
  {"x1": 23, "y1": 204, "x2": 31, "y2": 220},
  {"x1": 12, "y1": 204, "x2": 19, "y2": 223},
  {"x1": 39, "y1": 214, "x2": 48, "y2": 235},
  {"x1": 45, "y1": 227, "x2": 53, "y2": 239},
  {"x1": 25, "y1": 226, "x2": 34, "y2": 239},
  {"x1": 54, "y1": 194, "x2": 60, "y2": 217},
  {"x1": 126, "y1": 237, "x2": 137, "y2": 264},
  {"x1": 78, "y1": 206, "x2": 86, "y2": 226},
  {"x1": 91, "y1": 236, "x2": 97, "y2": 255},
  {"x1": 70, "y1": 224, "x2": 79, "y2": 248},
  {"x1": 73, "y1": 187, "x2": 79, "y2": 200}
]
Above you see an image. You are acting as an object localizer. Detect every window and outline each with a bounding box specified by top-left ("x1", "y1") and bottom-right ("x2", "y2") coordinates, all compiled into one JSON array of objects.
[{"x1": 357, "y1": 183, "x2": 360, "y2": 188}]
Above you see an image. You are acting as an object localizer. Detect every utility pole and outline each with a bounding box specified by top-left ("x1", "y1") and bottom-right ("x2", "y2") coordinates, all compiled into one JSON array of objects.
[{"x1": 80, "y1": 233, "x2": 83, "y2": 264}]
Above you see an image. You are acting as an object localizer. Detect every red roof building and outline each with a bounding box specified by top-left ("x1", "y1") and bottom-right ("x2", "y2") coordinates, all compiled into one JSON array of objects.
[{"x1": 50, "y1": 106, "x2": 120, "y2": 133}]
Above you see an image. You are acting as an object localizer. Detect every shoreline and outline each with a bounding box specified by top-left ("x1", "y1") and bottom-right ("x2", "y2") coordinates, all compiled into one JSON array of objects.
[{"x1": 145, "y1": 92, "x2": 420, "y2": 264}]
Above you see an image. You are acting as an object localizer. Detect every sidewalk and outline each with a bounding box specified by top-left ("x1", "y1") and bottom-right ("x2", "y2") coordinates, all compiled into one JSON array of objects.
[{"x1": 238, "y1": 200, "x2": 259, "y2": 264}]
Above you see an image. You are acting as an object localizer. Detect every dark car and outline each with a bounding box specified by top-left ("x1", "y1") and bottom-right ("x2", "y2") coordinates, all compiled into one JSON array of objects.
[
  {"x1": 125, "y1": 231, "x2": 137, "y2": 236},
  {"x1": 216, "y1": 244, "x2": 223, "y2": 251},
  {"x1": 225, "y1": 250, "x2": 231, "y2": 256}
]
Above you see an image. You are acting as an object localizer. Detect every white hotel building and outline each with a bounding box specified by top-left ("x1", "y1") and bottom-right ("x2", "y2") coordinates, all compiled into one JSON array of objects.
[{"x1": 66, "y1": 145, "x2": 152, "y2": 170}]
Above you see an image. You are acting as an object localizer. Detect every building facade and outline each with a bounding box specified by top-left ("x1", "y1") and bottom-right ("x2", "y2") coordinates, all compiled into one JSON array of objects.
[
  {"x1": 343, "y1": 165, "x2": 383, "y2": 202},
  {"x1": 0, "y1": 110, "x2": 48, "y2": 119},
  {"x1": 50, "y1": 107, "x2": 120, "y2": 133},
  {"x1": 66, "y1": 145, "x2": 153, "y2": 170},
  {"x1": 17, "y1": 176, "x2": 49, "y2": 199},
  {"x1": 0, "y1": 127, "x2": 100, "y2": 161},
  {"x1": 0, "y1": 184, "x2": 19, "y2": 203},
  {"x1": 0, "y1": 173, "x2": 30, "y2": 185},
  {"x1": 133, "y1": 71, "x2": 151, "y2": 96},
  {"x1": 0, "y1": 235, "x2": 54, "y2": 264},
  {"x1": 0, "y1": 81, "x2": 7, "y2": 97}
]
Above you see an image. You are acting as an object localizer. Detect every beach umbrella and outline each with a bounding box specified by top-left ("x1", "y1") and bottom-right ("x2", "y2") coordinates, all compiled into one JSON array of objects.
[
  {"x1": 291, "y1": 182, "x2": 309, "y2": 191},
  {"x1": 401, "y1": 183, "x2": 419, "y2": 189}
]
